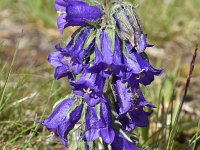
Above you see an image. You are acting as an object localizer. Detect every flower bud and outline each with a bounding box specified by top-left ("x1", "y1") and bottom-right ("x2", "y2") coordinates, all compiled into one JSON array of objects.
[{"x1": 113, "y1": 3, "x2": 152, "y2": 53}]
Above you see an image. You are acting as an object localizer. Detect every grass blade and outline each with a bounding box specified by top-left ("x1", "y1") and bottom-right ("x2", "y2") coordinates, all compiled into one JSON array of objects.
[{"x1": 166, "y1": 45, "x2": 198, "y2": 150}]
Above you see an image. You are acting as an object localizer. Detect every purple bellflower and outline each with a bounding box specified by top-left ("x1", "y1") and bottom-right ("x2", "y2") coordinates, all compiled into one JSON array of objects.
[
  {"x1": 71, "y1": 70, "x2": 106, "y2": 106},
  {"x1": 85, "y1": 106, "x2": 100, "y2": 141},
  {"x1": 55, "y1": 0, "x2": 103, "y2": 33},
  {"x1": 40, "y1": 98, "x2": 80, "y2": 146},
  {"x1": 123, "y1": 41, "x2": 162, "y2": 85},
  {"x1": 114, "y1": 79, "x2": 155, "y2": 115},
  {"x1": 41, "y1": 98, "x2": 75, "y2": 131},
  {"x1": 40, "y1": 0, "x2": 163, "y2": 149},
  {"x1": 56, "y1": 103, "x2": 83, "y2": 146},
  {"x1": 89, "y1": 29, "x2": 114, "y2": 78},
  {"x1": 85, "y1": 102, "x2": 115, "y2": 144},
  {"x1": 48, "y1": 27, "x2": 95, "y2": 79},
  {"x1": 99, "y1": 102, "x2": 115, "y2": 144},
  {"x1": 111, "y1": 132, "x2": 139, "y2": 150},
  {"x1": 89, "y1": 31, "x2": 127, "y2": 78}
]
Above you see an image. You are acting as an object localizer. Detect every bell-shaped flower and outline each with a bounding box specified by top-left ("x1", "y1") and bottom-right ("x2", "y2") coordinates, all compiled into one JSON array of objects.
[
  {"x1": 119, "y1": 106, "x2": 152, "y2": 133},
  {"x1": 48, "y1": 50, "x2": 75, "y2": 80},
  {"x1": 55, "y1": 0, "x2": 103, "y2": 33},
  {"x1": 48, "y1": 27, "x2": 95, "y2": 79},
  {"x1": 40, "y1": 98, "x2": 75, "y2": 132},
  {"x1": 71, "y1": 70, "x2": 106, "y2": 106},
  {"x1": 114, "y1": 79, "x2": 132, "y2": 115},
  {"x1": 112, "y1": 35, "x2": 127, "y2": 77},
  {"x1": 70, "y1": 27, "x2": 95, "y2": 63},
  {"x1": 111, "y1": 132, "x2": 139, "y2": 150},
  {"x1": 129, "y1": 107, "x2": 152, "y2": 127},
  {"x1": 128, "y1": 81, "x2": 156, "y2": 108},
  {"x1": 56, "y1": 103, "x2": 83, "y2": 147},
  {"x1": 123, "y1": 42, "x2": 162, "y2": 85},
  {"x1": 85, "y1": 106, "x2": 100, "y2": 141},
  {"x1": 99, "y1": 102, "x2": 115, "y2": 144},
  {"x1": 89, "y1": 29, "x2": 113, "y2": 78},
  {"x1": 84, "y1": 102, "x2": 116, "y2": 144},
  {"x1": 114, "y1": 78, "x2": 155, "y2": 116},
  {"x1": 89, "y1": 30, "x2": 126, "y2": 78}
]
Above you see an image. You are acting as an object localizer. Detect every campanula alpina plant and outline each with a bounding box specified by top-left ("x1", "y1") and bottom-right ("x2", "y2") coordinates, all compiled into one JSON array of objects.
[{"x1": 40, "y1": 0, "x2": 162, "y2": 149}]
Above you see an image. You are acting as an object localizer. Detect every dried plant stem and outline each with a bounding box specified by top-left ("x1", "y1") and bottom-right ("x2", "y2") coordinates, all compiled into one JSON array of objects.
[{"x1": 166, "y1": 45, "x2": 198, "y2": 150}]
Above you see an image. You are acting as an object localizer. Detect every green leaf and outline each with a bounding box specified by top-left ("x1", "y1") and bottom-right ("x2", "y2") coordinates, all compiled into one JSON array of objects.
[
  {"x1": 119, "y1": 129, "x2": 134, "y2": 143},
  {"x1": 106, "y1": 26, "x2": 116, "y2": 53},
  {"x1": 140, "y1": 52, "x2": 150, "y2": 62},
  {"x1": 96, "y1": 103, "x2": 101, "y2": 120},
  {"x1": 73, "y1": 27, "x2": 85, "y2": 45},
  {"x1": 116, "y1": 7, "x2": 134, "y2": 38},
  {"x1": 66, "y1": 97, "x2": 83, "y2": 120},
  {"x1": 95, "y1": 29, "x2": 102, "y2": 52},
  {"x1": 123, "y1": 40, "x2": 134, "y2": 60},
  {"x1": 84, "y1": 29, "x2": 97, "y2": 50},
  {"x1": 83, "y1": 18, "x2": 102, "y2": 28},
  {"x1": 83, "y1": 0, "x2": 102, "y2": 7}
]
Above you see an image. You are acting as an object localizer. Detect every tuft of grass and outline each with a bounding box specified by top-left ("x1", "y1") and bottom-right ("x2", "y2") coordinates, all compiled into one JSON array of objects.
[{"x1": 0, "y1": 33, "x2": 22, "y2": 112}]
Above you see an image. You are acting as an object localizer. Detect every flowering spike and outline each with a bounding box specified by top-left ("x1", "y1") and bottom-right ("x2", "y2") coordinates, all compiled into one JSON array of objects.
[{"x1": 40, "y1": 1, "x2": 163, "y2": 149}]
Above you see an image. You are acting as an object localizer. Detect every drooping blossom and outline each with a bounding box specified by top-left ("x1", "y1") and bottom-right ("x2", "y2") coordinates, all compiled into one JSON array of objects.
[
  {"x1": 40, "y1": 1, "x2": 163, "y2": 149},
  {"x1": 55, "y1": 0, "x2": 103, "y2": 33},
  {"x1": 71, "y1": 70, "x2": 106, "y2": 106},
  {"x1": 48, "y1": 27, "x2": 94, "y2": 79},
  {"x1": 111, "y1": 132, "x2": 139, "y2": 150}
]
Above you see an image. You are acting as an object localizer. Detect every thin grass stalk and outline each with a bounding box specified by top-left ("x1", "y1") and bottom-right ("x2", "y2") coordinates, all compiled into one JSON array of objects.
[
  {"x1": 166, "y1": 45, "x2": 198, "y2": 150},
  {"x1": 0, "y1": 32, "x2": 23, "y2": 112},
  {"x1": 23, "y1": 80, "x2": 55, "y2": 149}
]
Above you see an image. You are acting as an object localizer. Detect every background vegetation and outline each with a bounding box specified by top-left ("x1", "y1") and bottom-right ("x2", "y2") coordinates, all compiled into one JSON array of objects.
[{"x1": 0, "y1": 0, "x2": 199, "y2": 149}]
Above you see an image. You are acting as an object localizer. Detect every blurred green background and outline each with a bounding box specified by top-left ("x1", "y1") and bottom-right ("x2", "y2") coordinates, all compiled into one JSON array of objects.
[{"x1": 0, "y1": 0, "x2": 199, "y2": 149}]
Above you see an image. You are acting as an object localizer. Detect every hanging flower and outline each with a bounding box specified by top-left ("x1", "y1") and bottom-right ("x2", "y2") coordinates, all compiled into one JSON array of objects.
[
  {"x1": 48, "y1": 27, "x2": 95, "y2": 79},
  {"x1": 99, "y1": 102, "x2": 115, "y2": 144},
  {"x1": 85, "y1": 106, "x2": 101, "y2": 141},
  {"x1": 40, "y1": 0, "x2": 163, "y2": 149},
  {"x1": 89, "y1": 31, "x2": 127, "y2": 78},
  {"x1": 122, "y1": 41, "x2": 162, "y2": 84},
  {"x1": 71, "y1": 70, "x2": 106, "y2": 106},
  {"x1": 84, "y1": 101, "x2": 115, "y2": 144},
  {"x1": 55, "y1": 0, "x2": 103, "y2": 33},
  {"x1": 40, "y1": 98, "x2": 76, "y2": 131},
  {"x1": 111, "y1": 132, "x2": 139, "y2": 150}
]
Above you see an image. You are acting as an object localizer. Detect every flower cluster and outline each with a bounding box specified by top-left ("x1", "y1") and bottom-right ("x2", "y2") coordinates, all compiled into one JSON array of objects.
[{"x1": 40, "y1": 0, "x2": 162, "y2": 149}]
